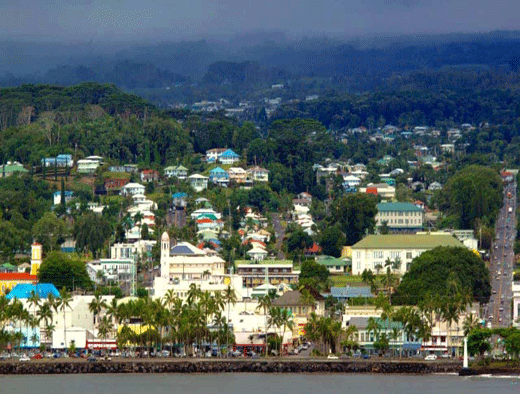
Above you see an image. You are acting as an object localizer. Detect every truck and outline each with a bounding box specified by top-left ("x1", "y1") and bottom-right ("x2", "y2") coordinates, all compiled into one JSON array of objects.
[
  {"x1": 508, "y1": 207, "x2": 513, "y2": 213},
  {"x1": 508, "y1": 192, "x2": 512, "y2": 198}
]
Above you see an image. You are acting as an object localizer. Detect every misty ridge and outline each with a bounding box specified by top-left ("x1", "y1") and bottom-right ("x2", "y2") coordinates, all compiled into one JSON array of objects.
[{"x1": 2, "y1": 30, "x2": 520, "y2": 105}]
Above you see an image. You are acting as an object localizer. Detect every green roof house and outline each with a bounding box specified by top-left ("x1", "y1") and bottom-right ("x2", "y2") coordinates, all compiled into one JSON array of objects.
[
  {"x1": 376, "y1": 202, "x2": 424, "y2": 232},
  {"x1": 351, "y1": 233, "x2": 464, "y2": 275}
]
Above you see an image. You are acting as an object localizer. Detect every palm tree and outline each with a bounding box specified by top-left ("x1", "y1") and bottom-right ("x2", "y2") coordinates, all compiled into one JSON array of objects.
[
  {"x1": 341, "y1": 325, "x2": 358, "y2": 354},
  {"x1": 27, "y1": 290, "x2": 40, "y2": 322},
  {"x1": 279, "y1": 308, "x2": 294, "y2": 356},
  {"x1": 462, "y1": 313, "x2": 480, "y2": 337},
  {"x1": 223, "y1": 286, "x2": 237, "y2": 354},
  {"x1": 367, "y1": 317, "x2": 381, "y2": 350},
  {"x1": 361, "y1": 269, "x2": 377, "y2": 295},
  {"x1": 267, "y1": 306, "x2": 282, "y2": 355},
  {"x1": 256, "y1": 295, "x2": 272, "y2": 357},
  {"x1": 58, "y1": 288, "x2": 73, "y2": 350},
  {"x1": 88, "y1": 293, "x2": 107, "y2": 327},
  {"x1": 98, "y1": 316, "x2": 114, "y2": 345}
]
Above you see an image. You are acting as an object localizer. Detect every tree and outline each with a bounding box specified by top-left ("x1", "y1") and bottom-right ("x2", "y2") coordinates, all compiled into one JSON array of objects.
[
  {"x1": 58, "y1": 287, "x2": 73, "y2": 350},
  {"x1": 319, "y1": 225, "x2": 346, "y2": 258},
  {"x1": 396, "y1": 246, "x2": 491, "y2": 305},
  {"x1": 88, "y1": 293, "x2": 107, "y2": 326},
  {"x1": 504, "y1": 331, "x2": 520, "y2": 358},
  {"x1": 73, "y1": 212, "x2": 112, "y2": 257},
  {"x1": 285, "y1": 226, "x2": 313, "y2": 261},
  {"x1": 330, "y1": 193, "x2": 378, "y2": 245},
  {"x1": 32, "y1": 212, "x2": 67, "y2": 253},
  {"x1": 439, "y1": 165, "x2": 502, "y2": 229},
  {"x1": 299, "y1": 260, "x2": 330, "y2": 292},
  {"x1": 37, "y1": 252, "x2": 93, "y2": 291},
  {"x1": 256, "y1": 295, "x2": 272, "y2": 357},
  {"x1": 467, "y1": 328, "x2": 492, "y2": 358}
]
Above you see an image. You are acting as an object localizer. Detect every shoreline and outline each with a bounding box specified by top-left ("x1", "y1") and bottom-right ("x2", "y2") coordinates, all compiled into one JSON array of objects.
[
  {"x1": 0, "y1": 359, "x2": 517, "y2": 376},
  {"x1": 0, "y1": 359, "x2": 469, "y2": 375}
]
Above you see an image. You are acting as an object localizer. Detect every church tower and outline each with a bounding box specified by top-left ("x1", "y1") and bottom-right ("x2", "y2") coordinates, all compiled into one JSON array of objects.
[{"x1": 30, "y1": 242, "x2": 43, "y2": 276}]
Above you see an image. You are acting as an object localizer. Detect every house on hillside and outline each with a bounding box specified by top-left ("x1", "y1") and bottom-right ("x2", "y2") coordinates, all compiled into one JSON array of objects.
[
  {"x1": 140, "y1": 169, "x2": 159, "y2": 183},
  {"x1": 218, "y1": 149, "x2": 240, "y2": 165},
  {"x1": 376, "y1": 202, "x2": 424, "y2": 232},
  {"x1": 188, "y1": 174, "x2": 209, "y2": 192},
  {"x1": 209, "y1": 167, "x2": 229, "y2": 186},
  {"x1": 205, "y1": 148, "x2": 227, "y2": 163},
  {"x1": 247, "y1": 166, "x2": 269, "y2": 182},
  {"x1": 121, "y1": 182, "x2": 146, "y2": 196},
  {"x1": 164, "y1": 165, "x2": 188, "y2": 180},
  {"x1": 0, "y1": 162, "x2": 28, "y2": 178}
]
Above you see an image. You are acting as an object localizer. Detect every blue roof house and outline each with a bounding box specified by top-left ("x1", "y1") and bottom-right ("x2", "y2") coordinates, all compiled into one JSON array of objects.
[
  {"x1": 218, "y1": 149, "x2": 240, "y2": 165},
  {"x1": 209, "y1": 167, "x2": 229, "y2": 182}
]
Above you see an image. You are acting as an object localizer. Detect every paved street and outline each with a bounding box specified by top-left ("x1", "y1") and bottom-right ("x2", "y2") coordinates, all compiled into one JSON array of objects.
[{"x1": 485, "y1": 182, "x2": 516, "y2": 328}]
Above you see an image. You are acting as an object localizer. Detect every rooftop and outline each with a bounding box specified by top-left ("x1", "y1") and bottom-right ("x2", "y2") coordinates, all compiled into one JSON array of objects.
[
  {"x1": 352, "y1": 234, "x2": 464, "y2": 250},
  {"x1": 377, "y1": 202, "x2": 423, "y2": 212}
]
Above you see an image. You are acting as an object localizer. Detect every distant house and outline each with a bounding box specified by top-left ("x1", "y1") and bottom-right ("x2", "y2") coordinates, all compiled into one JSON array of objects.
[
  {"x1": 218, "y1": 149, "x2": 240, "y2": 165},
  {"x1": 228, "y1": 167, "x2": 247, "y2": 183},
  {"x1": 77, "y1": 159, "x2": 101, "y2": 174},
  {"x1": 41, "y1": 154, "x2": 73, "y2": 168},
  {"x1": 0, "y1": 162, "x2": 28, "y2": 178},
  {"x1": 188, "y1": 174, "x2": 209, "y2": 192},
  {"x1": 247, "y1": 166, "x2": 269, "y2": 182},
  {"x1": 330, "y1": 286, "x2": 373, "y2": 302},
  {"x1": 315, "y1": 255, "x2": 349, "y2": 274},
  {"x1": 121, "y1": 182, "x2": 146, "y2": 196},
  {"x1": 246, "y1": 246, "x2": 268, "y2": 261},
  {"x1": 104, "y1": 178, "x2": 129, "y2": 193},
  {"x1": 164, "y1": 165, "x2": 188, "y2": 180},
  {"x1": 53, "y1": 191, "x2": 74, "y2": 205},
  {"x1": 428, "y1": 182, "x2": 442, "y2": 191},
  {"x1": 140, "y1": 169, "x2": 159, "y2": 183},
  {"x1": 359, "y1": 183, "x2": 396, "y2": 200},
  {"x1": 205, "y1": 148, "x2": 227, "y2": 163},
  {"x1": 209, "y1": 167, "x2": 229, "y2": 187}
]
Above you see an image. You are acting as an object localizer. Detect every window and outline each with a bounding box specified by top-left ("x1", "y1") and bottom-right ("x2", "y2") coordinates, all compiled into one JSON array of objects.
[{"x1": 406, "y1": 252, "x2": 412, "y2": 259}]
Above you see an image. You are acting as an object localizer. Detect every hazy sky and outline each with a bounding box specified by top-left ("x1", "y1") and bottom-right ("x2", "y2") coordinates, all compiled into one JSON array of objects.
[{"x1": 1, "y1": 0, "x2": 519, "y2": 41}]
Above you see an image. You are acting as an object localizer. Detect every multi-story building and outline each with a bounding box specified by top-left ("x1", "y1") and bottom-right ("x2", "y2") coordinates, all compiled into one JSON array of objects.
[
  {"x1": 235, "y1": 260, "x2": 299, "y2": 288},
  {"x1": 376, "y1": 202, "x2": 424, "y2": 232},
  {"x1": 247, "y1": 166, "x2": 269, "y2": 182},
  {"x1": 188, "y1": 174, "x2": 209, "y2": 192},
  {"x1": 77, "y1": 158, "x2": 101, "y2": 174},
  {"x1": 351, "y1": 234, "x2": 465, "y2": 275},
  {"x1": 121, "y1": 182, "x2": 146, "y2": 196}
]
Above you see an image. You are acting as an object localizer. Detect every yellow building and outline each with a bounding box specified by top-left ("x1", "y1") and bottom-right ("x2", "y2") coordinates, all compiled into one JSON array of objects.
[
  {"x1": 0, "y1": 273, "x2": 38, "y2": 294},
  {"x1": 30, "y1": 242, "x2": 43, "y2": 276}
]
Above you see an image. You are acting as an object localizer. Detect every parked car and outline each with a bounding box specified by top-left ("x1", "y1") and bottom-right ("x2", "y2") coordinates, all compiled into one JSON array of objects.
[
  {"x1": 327, "y1": 354, "x2": 339, "y2": 360},
  {"x1": 20, "y1": 356, "x2": 31, "y2": 362},
  {"x1": 424, "y1": 354, "x2": 438, "y2": 361},
  {"x1": 31, "y1": 353, "x2": 43, "y2": 360}
]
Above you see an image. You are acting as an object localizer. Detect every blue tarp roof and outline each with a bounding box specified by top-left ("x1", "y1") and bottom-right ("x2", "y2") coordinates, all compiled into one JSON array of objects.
[{"x1": 6, "y1": 284, "x2": 60, "y2": 300}]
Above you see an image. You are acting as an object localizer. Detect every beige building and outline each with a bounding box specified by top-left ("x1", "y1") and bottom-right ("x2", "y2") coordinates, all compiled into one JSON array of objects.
[
  {"x1": 351, "y1": 234, "x2": 465, "y2": 275},
  {"x1": 376, "y1": 202, "x2": 424, "y2": 231}
]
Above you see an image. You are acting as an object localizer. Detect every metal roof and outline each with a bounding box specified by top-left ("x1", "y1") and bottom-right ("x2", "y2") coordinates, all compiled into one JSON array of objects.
[
  {"x1": 352, "y1": 234, "x2": 464, "y2": 250},
  {"x1": 377, "y1": 202, "x2": 422, "y2": 212}
]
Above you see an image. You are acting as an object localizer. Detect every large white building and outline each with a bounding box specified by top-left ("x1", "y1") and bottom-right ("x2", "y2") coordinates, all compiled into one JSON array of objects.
[
  {"x1": 351, "y1": 234, "x2": 465, "y2": 275},
  {"x1": 376, "y1": 202, "x2": 424, "y2": 231}
]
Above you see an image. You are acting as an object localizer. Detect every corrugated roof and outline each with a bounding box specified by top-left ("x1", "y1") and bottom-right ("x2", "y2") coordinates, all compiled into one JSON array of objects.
[
  {"x1": 352, "y1": 234, "x2": 464, "y2": 250},
  {"x1": 0, "y1": 273, "x2": 37, "y2": 281},
  {"x1": 316, "y1": 256, "x2": 348, "y2": 266},
  {"x1": 331, "y1": 286, "x2": 373, "y2": 298},
  {"x1": 377, "y1": 202, "x2": 422, "y2": 212}
]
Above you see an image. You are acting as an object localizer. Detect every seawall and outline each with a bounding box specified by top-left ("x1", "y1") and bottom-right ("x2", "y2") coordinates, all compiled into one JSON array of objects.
[{"x1": 0, "y1": 359, "x2": 464, "y2": 375}]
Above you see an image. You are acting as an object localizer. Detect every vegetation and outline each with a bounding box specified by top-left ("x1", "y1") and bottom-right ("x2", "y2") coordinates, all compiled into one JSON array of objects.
[{"x1": 37, "y1": 252, "x2": 93, "y2": 291}]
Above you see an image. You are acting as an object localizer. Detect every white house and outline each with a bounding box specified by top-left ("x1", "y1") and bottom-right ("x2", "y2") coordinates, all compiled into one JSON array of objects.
[
  {"x1": 247, "y1": 166, "x2": 269, "y2": 182},
  {"x1": 121, "y1": 182, "x2": 146, "y2": 196},
  {"x1": 246, "y1": 246, "x2": 268, "y2": 261},
  {"x1": 351, "y1": 234, "x2": 465, "y2": 275},
  {"x1": 53, "y1": 191, "x2": 74, "y2": 205},
  {"x1": 164, "y1": 165, "x2": 188, "y2": 180},
  {"x1": 188, "y1": 174, "x2": 209, "y2": 192},
  {"x1": 77, "y1": 159, "x2": 101, "y2": 174}
]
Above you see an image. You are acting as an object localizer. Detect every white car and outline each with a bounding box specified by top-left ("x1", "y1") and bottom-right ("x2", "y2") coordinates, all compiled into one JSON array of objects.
[
  {"x1": 424, "y1": 354, "x2": 437, "y2": 361},
  {"x1": 327, "y1": 354, "x2": 339, "y2": 360},
  {"x1": 19, "y1": 356, "x2": 31, "y2": 362}
]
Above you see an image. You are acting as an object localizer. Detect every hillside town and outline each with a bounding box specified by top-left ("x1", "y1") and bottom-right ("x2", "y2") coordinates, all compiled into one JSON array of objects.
[{"x1": 0, "y1": 116, "x2": 518, "y2": 362}]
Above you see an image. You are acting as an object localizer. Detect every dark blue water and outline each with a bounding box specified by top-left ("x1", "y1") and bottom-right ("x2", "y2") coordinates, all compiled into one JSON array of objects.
[{"x1": 1, "y1": 373, "x2": 519, "y2": 394}]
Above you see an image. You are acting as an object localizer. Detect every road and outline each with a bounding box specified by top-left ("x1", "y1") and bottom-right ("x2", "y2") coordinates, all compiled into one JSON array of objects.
[
  {"x1": 484, "y1": 181, "x2": 516, "y2": 328},
  {"x1": 270, "y1": 212, "x2": 286, "y2": 260}
]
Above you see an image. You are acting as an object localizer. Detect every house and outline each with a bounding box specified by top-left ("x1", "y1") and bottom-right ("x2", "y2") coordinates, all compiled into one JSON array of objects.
[
  {"x1": 228, "y1": 167, "x2": 247, "y2": 183},
  {"x1": 41, "y1": 154, "x2": 73, "y2": 168},
  {"x1": 376, "y1": 202, "x2": 424, "y2": 232},
  {"x1": 247, "y1": 166, "x2": 269, "y2": 182},
  {"x1": 351, "y1": 234, "x2": 465, "y2": 275},
  {"x1": 6, "y1": 283, "x2": 60, "y2": 300},
  {"x1": 77, "y1": 159, "x2": 101, "y2": 174},
  {"x1": 87, "y1": 259, "x2": 135, "y2": 284},
  {"x1": 110, "y1": 240, "x2": 156, "y2": 261},
  {"x1": 121, "y1": 182, "x2": 146, "y2": 196},
  {"x1": 205, "y1": 148, "x2": 227, "y2": 163},
  {"x1": 53, "y1": 190, "x2": 74, "y2": 205},
  {"x1": 209, "y1": 167, "x2": 229, "y2": 185},
  {"x1": 272, "y1": 289, "x2": 326, "y2": 335},
  {"x1": 359, "y1": 183, "x2": 396, "y2": 200},
  {"x1": 246, "y1": 246, "x2": 268, "y2": 261},
  {"x1": 188, "y1": 174, "x2": 209, "y2": 192},
  {"x1": 140, "y1": 169, "x2": 159, "y2": 183},
  {"x1": 0, "y1": 162, "x2": 28, "y2": 178},
  {"x1": 342, "y1": 174, "x2": 361, "y2": 189},
  {"x1": 164, "y1": 165, "x2": 188, "y2": 180},
  {"x1": 218, "y1": 149, "x2": 240, "y2": 165},
  {"x1": 315, "y1": 255, "x2": 349, "y2": 274},
  {"x1": 104, "y1": 178, "x2": 129, "y2": 193}
]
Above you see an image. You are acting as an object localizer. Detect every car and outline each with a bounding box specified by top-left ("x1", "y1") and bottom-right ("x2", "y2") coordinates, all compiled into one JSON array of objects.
[
  {"x1": 31, "y1": 353, "x2": 42, "y2": 360},
  {"x1": 424, "y1": 354, "x2": 438, "y2": 361},
  {"x1": 19, "y1": 356, "x2": 30, "y2": 362},
  {"x1": 327, "y1": 354, "x2": 339, "y2": 360},
  {"x1": 362, "y1": 353, "x2": 371, "y2": 359},
  {"x1": 87, "y1": 356, "x2": 97, "y2": 363}
]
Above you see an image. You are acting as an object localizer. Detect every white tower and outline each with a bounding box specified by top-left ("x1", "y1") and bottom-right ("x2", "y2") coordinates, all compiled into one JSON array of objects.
[{"x1": 161, "y1": 231, "x2": 170, "y2": 279}]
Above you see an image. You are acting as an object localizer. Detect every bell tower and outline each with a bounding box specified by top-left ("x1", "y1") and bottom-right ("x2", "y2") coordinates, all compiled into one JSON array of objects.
[{"x1": 30, "y1": 242, "x2": 43, "y2": 276}]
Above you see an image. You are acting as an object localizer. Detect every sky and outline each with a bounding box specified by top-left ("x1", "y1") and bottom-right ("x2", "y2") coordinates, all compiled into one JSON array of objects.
[{"x1": 0, "y1": 0, "x2": 519, "y2": 42}]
